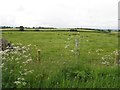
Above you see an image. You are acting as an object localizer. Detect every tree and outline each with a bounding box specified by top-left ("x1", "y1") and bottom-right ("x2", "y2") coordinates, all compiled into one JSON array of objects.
[
  {"x1": 70, "y1": 28, "x2": 77, "y2": 32},
  {"x1": 19, "y1": 26, "x2": 24, "y2": 31},
  {"x1": 108, "y1": 29, "x2": 111, "y2": 33}
]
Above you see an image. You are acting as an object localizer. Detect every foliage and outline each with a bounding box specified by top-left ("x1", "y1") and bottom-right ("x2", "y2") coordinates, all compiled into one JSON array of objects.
[
  {"x1": 70, "y1": 28, "x2": 78, "y2": 32},
  {"x1": 19, "y1": 26, "x2": 24, "y2": 31}
]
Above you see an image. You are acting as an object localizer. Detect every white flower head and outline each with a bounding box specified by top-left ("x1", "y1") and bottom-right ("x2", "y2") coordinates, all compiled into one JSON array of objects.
[
  {"x1": 70, "y1": 50, "x2": 74, "y2": 53},
  {"x1": 14, "y1": 81, "x2": 21, "y2": 85}
]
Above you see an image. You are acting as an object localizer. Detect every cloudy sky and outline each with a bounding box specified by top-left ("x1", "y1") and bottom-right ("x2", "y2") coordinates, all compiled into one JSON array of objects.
[{"x1": 0, "y1": 0, "x2": 119, "y2": 29}]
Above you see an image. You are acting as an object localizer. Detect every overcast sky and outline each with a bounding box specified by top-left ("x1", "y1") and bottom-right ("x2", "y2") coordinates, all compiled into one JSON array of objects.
[{"x1": 0, "y1": 0, "x2": 119, "y2": 29}]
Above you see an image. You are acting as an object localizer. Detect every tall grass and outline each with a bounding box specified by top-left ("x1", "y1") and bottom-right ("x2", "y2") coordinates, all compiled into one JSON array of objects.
[{"x1": 1, "y1": 31, "x2": 119, "y2": 88}]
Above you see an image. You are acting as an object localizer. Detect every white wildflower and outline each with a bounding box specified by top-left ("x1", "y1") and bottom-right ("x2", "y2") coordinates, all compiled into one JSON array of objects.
[
  {"x1": 34, "y1": 45, "x2": 37, "y2": 47},
  {"x1": 0, "y1": 51, "x2": 3, "y2": 54},
  {"x1": 4, "y1": 49, "x2": 10, "y2": 53},
  {"x1": 15, "y1": 58, "x2": 19, "y2": 61},
  {"x1": 20, "y1": 66, "x2": 22, "y2": 69},
  {"x1": 102, "y1": 57, "x2": 104, "y2": 60},
  {"x1": 17, "y1": 61, "x2": 19, "y2": 64},
  {"x1": 65, "y1": 45, "x2": 69, "y2": 49},
  {"x1": 18, "y1": 77, "x2": 25, "y2": 81},
  {"x1": 2, "y1": 57, "x2": 6, "y2": 60},
  {"x1": 24, "y1": 55, "x2": 29, "y2": 58},
  {"x1": 10, "y1": 70, "x2": 13, "y2": 74},
  {"x1": 27, "y1": 44, "x2": 31, "y2": 47},
  {"x1": 0, "y1": 63, "x2": 4, "y2": 68},
  {"x1": 28, "y1": 70, "x2": 34, "y2": 74},
  {"x1": 70, "y1": 50, "x2": 74, "y2": 53},
  {"x1": 23, "y1": 72, "x2": 27, "y2": 75},
  {"x1": 22, "y1": 50, "x2": 26, "y2": 54},
  {"x1": 67, "y1": 38, "x2": 70, "y2": 40},
  {"x1": 22, "y1": 82, "x2": 27, "y2": 86},
  {"x1": 22, "y1": 46, "x2": 26, "y2": 49},
  {"x1": 14, "y1": 81, "x2": 21, "y2": 85},
  {"x1": 24, "y1": 69, "x2": 27, "y2": 72},
  {"x1": 25, "y1": 59, "x2": 32, "y2": 63},
  {"x1": 88, "y1": 52, "x2": 91, "y2": 54}
]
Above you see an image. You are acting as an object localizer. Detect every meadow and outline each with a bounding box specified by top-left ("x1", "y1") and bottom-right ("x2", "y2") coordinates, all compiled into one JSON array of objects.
[{"x1": 1, "y1": 29, "x2": 120, "y2": 88}]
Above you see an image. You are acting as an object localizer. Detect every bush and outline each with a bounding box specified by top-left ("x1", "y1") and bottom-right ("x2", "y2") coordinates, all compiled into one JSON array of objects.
[
  {"x1": 70, "y1": 29, "x2": 77, "y2": 32},
  {"x1": 107, "y1": 29, "x2": 111, "y2": 33},
  {"x1": 35, "y1": 29, "x2": 39, "y2": 31},
  {"x1": 19, "y1": 26, "x2": 24, "y2": 31}
]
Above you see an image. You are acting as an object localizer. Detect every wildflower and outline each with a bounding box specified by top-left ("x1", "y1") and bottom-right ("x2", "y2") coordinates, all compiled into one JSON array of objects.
[
  {"x1": 65, "y1": 45, "x2": 69, "y2": 48},
  {"x1": 0, "y1": 51, "x2": 3, "y2": 54},
  {"x1": 27, "y1": 44, "x2": 31, "y2": 47},
  {"x1": 67, "y1": 38, "x2": 70, "y2": 40},
  {"x1": 10, "y1": 70, "x2": 13, "y2": 74},
  {"x1": 63, "y1": 62, "x2": 66, "y2": 64},
  {"x1": 28, "y1": 70, "x2": 34, "y2": 74},
  {"x1": 47, "y1": 77, "x2": 50, "y2": 80},
  {"x1": 15, "y1": 58, "x2": 19, "y2": 61},
  {"x1": 34, "y1": 45, "x2": 37, "y2": 47},
  {"x1": 101, "y1": 61, "x2": 109, "y2": 66},
  {"x1": 2, "y1": 57, "x2": 6, "y2": 60},
  {"x1": 24, "y1": 55, "x2": 29, "y2": 58},
  {"x1": 88, "y1": 52, "x2": 91, "y2": 54},
  {"x1": 23, "y1": 72, "x2": 27, "y2": 76},
  {"x1": 18, "y1": 77, "x2": 25, "y2": 81},
  {"x1": 0, "y1": 63, "x2": 4, "y2": 68},
  {"x1": 86, "y1": 40, "x2": 89, "y2": 42},
  {"x1": 5, "y1": 68, "x2": 8, "y2": 71},
  {"x1": 1, "y1": 51, "x2": 6, "y2": 55},
  {"x1": 57, "y1": 82, "x2": 59, "y2": 85},
  {"x1": 11, "y1": 56, "x2": 14, "y2": 60},
  {"x1": 25, "y1": 59, "x2": 32, "y2": 64},
  {"x1": 20, "y1": 66, "x2": 22, "y2": 69},
  {"x1": 22, "y1": 50, "x2": 26, "y2": 54},
  {"x1": 70, "y1": 50, "x2": 74, "y2": 53},
  {"x1": 22, "y1": 46, "x2": 26, "y2": 49},
  {"x1": 102, "y1": 62, "x2": 106, "y2": 65},
  {"x1": 23, "y1": 62, "x2": 26, "y2": 64},
  {"x1": 19, "y1": 71, "x2": 22, "y2": 75},
  {"x1": 13, "y1": 51, "x2": 18, "y2": 54},
  {"x1": 102, "y1": 57, "x2": 104, "y2": 60},
  {"x1": 17, "y1": 61, "x2": 19, "y2": 63},
  {"x1": 4, "y1": 49, "x2": 10, "y2": 53},
  {"x1": 24, "y1": 69, "x2": 27, "y2": 72},
  {"x1": 22, "y1": 82, "x2": 27, "y2": 86},
  {"x1": 14, "y1": 81, "x2": 21, "y2": 85}
]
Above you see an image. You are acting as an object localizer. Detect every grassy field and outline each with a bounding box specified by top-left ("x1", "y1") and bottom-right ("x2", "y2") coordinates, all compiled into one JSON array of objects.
[{"x1": 1, "y1": 30, "x2": 120, "y2": 88}]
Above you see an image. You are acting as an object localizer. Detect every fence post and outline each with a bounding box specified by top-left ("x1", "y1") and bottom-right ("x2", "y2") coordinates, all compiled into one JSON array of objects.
[{"x1": 37, "y1": 49, "x2": 41, "y2": 62}]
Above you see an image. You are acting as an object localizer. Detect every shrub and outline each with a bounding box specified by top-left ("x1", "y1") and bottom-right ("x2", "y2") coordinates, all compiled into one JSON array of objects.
[
  {"x1": 19, "y1": 26, "x2": 24, "y2": 31},
  {"x1": 35, "y1": 29, "x2": 39, "y2": 31},
  {"x1": 107, "y1": 29, "x2": 111, "y2": 33},
  {"x1": 70, "y1": 29, "x2": 77, "y2": 32}
]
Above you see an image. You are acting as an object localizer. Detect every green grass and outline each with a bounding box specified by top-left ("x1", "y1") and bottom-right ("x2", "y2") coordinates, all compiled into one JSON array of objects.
[{"x1": 1, "y1": 30, "x2": 119, "y2": 88}]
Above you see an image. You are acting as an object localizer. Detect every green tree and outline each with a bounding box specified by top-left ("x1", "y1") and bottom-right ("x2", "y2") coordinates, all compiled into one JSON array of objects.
[
  {"x1": 108, "y1": 29, "x2": 111, "y2": 33},
  {"x1": 19, "y1": 26, "x2": 24, "y2": 31}
]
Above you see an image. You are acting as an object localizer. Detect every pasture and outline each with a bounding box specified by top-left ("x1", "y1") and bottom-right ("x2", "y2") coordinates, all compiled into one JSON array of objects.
[{"x1": 1, "y1": 30, "x2": 119, "y2": 88}]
